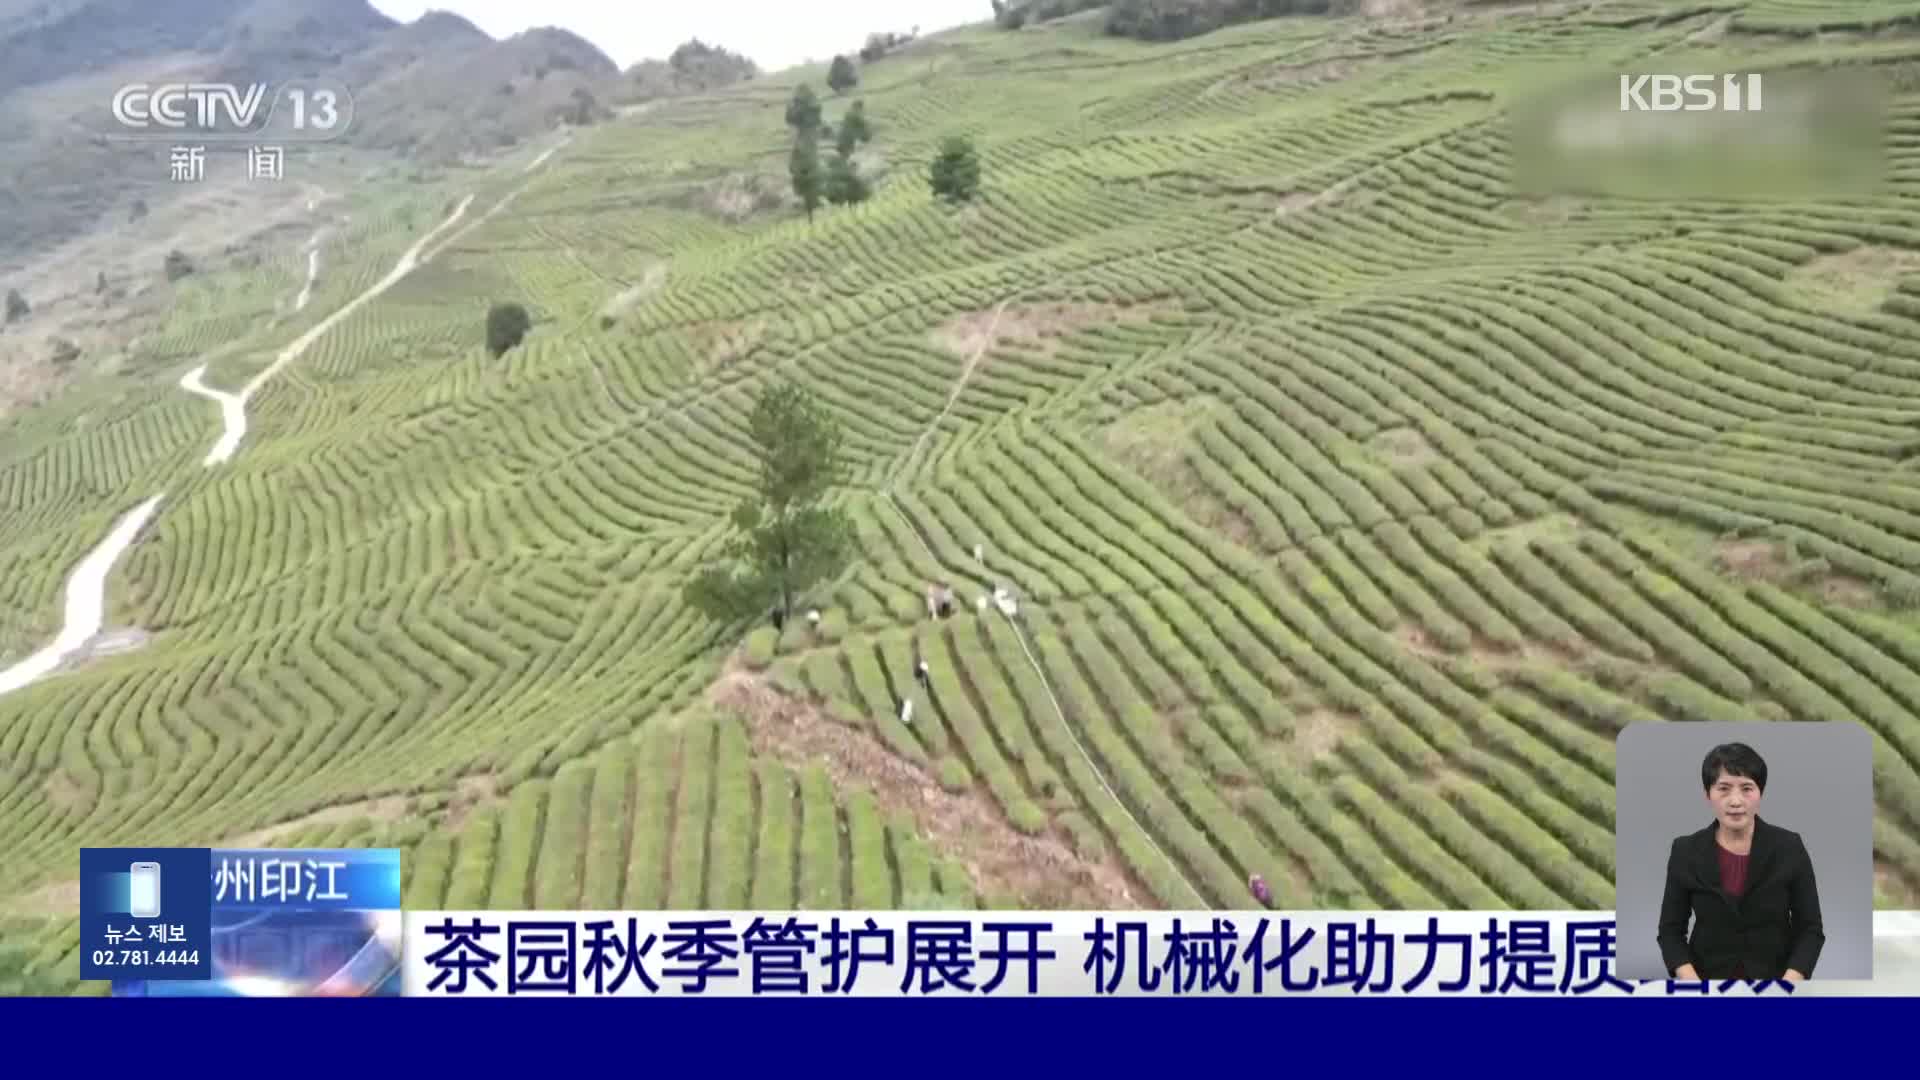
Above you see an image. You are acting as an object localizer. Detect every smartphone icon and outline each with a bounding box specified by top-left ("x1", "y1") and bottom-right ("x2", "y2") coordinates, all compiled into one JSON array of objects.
[{"x1": 129, "y1": 862, "x2": 161, "y2": 919}]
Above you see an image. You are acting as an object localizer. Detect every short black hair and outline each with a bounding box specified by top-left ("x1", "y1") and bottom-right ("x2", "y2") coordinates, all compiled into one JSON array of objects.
[{"x1": 1701, "y1": 742, "x2": 1767, "y2": 793}]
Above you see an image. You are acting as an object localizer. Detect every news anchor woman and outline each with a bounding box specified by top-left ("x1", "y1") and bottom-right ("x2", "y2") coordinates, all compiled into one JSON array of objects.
[{"x1": 1658, "y1": 743, "x2": 1824, "y2": 982}]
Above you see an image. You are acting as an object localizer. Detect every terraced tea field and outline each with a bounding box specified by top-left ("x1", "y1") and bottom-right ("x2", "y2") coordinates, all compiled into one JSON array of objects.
[{"x1": 8, "y1": 0, "x2": 1920, "y2": 992}]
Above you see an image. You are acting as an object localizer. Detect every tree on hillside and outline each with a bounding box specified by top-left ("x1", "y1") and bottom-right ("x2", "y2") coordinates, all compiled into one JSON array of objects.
[
  {"x1": 486, "y1": 302, "x2": 532, "y2": 357},
  {"x1": 4, "y1": 288, "x2": 27, "y2": 323},
  {"x1": 859, "y1": 29, "x2": 917, "y2": 62},
  {"x1": 828, "y1": 54, "x2": 859, "y2": 94},
  {"x1": 96, "y1": 271, "x2": 109, "y2": 295},
  {"x1": 1104, "y1": 0, "x2": 1344, "y2": 43},
  {"x1": 163, "y1": 249, "x2": 194, "y2": 282},
  {"x1": 562, "y1": 86, "x2": 609, "y2": 126},
  {"x1": 684, "y1": 380, "x2": 854, "y2": 624},
  {"x1": 837, "y1": 101, "x2": 873, "y2": 157},
  {"x1": 824, "y1": 150, "x2": 871, "y2": 207},
  {"x1": 785, "y1": 84, "x2": 822, "y2": 132},
  {"x1": 789, "y1": 129, "x2": 824, "y2": 222},
  {"x1": 929, "y1": 135, "x2": 982, "y2": 202},
  {"x1": 668, "y1": 38, "x2": 759, "y2": 84}
]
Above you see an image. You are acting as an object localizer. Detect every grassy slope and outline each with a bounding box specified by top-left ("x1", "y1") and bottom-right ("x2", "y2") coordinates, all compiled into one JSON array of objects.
[{"x1": 7, "y1": 0, "x2": 1920, "y2": 989}]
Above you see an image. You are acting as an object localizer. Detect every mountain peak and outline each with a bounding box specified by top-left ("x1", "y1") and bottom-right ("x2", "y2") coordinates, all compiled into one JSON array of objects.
[
  {"x1": 408, "y1": 8, "x2": 489, "y2": 45},
  {"x1": 500, "y1": 25, "x2": 619, "y2": 78}
]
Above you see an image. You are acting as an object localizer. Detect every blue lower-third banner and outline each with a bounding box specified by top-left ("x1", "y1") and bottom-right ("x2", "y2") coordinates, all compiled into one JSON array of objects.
[{"x1": 401, "y1": 910, "x2": 1920, "y2": 997}]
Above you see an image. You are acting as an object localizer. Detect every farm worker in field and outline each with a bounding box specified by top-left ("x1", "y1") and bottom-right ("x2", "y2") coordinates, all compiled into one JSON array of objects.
[
  {"x1": 993, "y1": 585, "x2": 1018, "y2": 618},
  {"x1": 915, "y1": 657, "x2": 931, "y2": 691},
  {"x1": 1249, "y1": 873, "x2": 1272, "y2": 906},
  {"x1": 807, "y1": 609, "x2": 822, "y2": 631},
  {"x1": 937, "y1": 583, "x2": 957, "y2": 619},
  {"x1": 926, "y1": 582, "x2": 940, "y2": 620},
  {"x1": 771, "y1": 607, "x2": 786, "y2": 632},
  {"x1": 974, "y1": 543, "x2": 985, "y2": 563},
  {"x1": 899, "y1": 696, "x2": 914, "y2": 726},
  {"x1": 977, "y1": 595, "x2": 989, "y2": 613}
]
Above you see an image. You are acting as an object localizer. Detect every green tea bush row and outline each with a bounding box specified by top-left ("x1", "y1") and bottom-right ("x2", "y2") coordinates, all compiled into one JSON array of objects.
[
  {"x1": 1374, "y1": 520, "x2": 1525, "y2": 648},
  {"x1": 1532, "y1": 540, "x2": 1754, "y2": 698},
  {"x1": 1301, "y1": 536, "x2": 1403, "y2": 632},
  {"x1": 623, "y1": 733, "x2": 678, "y2": 909},
  {"x1": 751, "y1": 762, "x2": 797, "y2": 909},
  {"x1": 706, "y1": 717, "x2": 755, "y2": 908},
  {"x1": 797, "y1": 765, "x2": 842, "y2": 909},
  {"x1": 443, "y1": 805, "x2": 500, "y2": 909},
  {"x1": 1487, "y1": 541, "x2": 1653, "y2": 660},
  {"x1": 580, "y1": 743, "x2": 633, "y2": 907},
  {"x1": 924, "y1": 624, "x2": 1046, "y2": 832},
  {"x1": 847, "y1": 790, "x2": 893, "y2": 909},
  {"x1": 1335, "y1": 530, "x2": 1473, "y2": 651},
  {"x1": 1031, "y1": 619, "x2": 1241, "y2": 906},
  {"x1": 487, "y1": 778, "x2": 549, "y2": 909},
  {"x1": 533, "y1": 763, "x2": 592, "y2": 908}
]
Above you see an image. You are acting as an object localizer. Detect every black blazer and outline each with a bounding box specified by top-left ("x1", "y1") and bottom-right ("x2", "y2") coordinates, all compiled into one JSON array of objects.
[{"x1": 1657, "y1": 816, "x2": 1824, "y2": 979}]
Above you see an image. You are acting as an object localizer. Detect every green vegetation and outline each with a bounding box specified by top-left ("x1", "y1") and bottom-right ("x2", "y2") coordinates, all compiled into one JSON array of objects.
[
  {"x1": 162, "y1": 249, "x2": 193, "y2": 282},
  {"x1": 685, "y1": 380, "x2": 855, "y2": 622},
  {"x1": 3, "y1": 2, "x2": 1920, "y2": 959},
  {"x1": 1105, "y1": 0, "x2": 1352, "y2": 42},
  {"x1": 624, "y1": 39, "x2": 759, "y2": 100},
  {"x1": 485, "y1": 301, "x2": 532, "y2": 357},
  {"x1": 828, "y1": 55, "x2": 859, "y2": 94},
  {"x1": 785, "y1": 84, "x2": 822, "y2": 133},
  {"x1": 824, "y1": 151, "x2": 871, "y2": 207},
  {"x1": 929, "y1": 135, "x2": 981, "y2": 203},
  {"x1": 837, "y1": 101, "x2": 872, "y2": 156},
  {"x1": 859, "y1": 31, "x2": 915, "y2": 64},
  {"x1": 789, "y1": 130, "x2": 825, "y2": 221}
]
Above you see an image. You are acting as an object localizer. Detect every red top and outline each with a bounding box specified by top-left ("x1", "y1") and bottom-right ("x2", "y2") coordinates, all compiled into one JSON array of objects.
[
  {"x1": 1717, "y1": 846, "x2": 1749, "y2": 898},
  {"x1": 1717, "y1": 845, "x2": 1750, "y2": 979}
]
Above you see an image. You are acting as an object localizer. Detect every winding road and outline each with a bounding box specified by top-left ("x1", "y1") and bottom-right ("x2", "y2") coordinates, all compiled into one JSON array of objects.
[
  {"x1": 0, "y1": 189, "x2": 481, "y2": 700},
  {"x1": 178, "y1": 200, "x2": 470, "y2": 468},
  {"x1": 0, "y1": 496, "x2": 167, "y2": 697}
]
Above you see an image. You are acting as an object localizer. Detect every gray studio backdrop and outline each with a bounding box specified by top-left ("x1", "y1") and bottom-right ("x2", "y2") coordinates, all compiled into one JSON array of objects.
[{"x1": 1613, "y1": 721, "x2": 1874, "y2": 980}]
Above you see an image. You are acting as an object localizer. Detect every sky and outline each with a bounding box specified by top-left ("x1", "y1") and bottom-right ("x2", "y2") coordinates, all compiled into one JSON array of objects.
[{"x1": 368, "y1": 1, "x2": 991, "y2": 73}]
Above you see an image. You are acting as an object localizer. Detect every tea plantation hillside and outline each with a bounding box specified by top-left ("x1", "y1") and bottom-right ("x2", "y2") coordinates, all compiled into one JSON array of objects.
[{"x1": 8, "y1": 0, "x2": 1920, "y2": 993}]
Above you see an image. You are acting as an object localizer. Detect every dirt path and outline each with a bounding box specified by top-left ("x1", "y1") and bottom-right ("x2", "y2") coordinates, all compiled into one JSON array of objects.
[
  {"x1": 423, "y1": 134, "x2": 569, "y2": 265},
  {"x1": 1, "y1": 194, "x2": 476, "y2": 703},
  {"x1": 711, "y1": 666, "x2": 1141, "y2": 908},
  {"x1": 177, "y1": 365, "x2": 247, "y2": 466},
  {"x1": 178, "y1": 196, "x2": 471, "y2": 468},
  {"x1": 0, "y1": 495, "x2": 166, "y2": 698},
  {"x1": 292, "y1": 231, "x2": 322, "y2": 313}
]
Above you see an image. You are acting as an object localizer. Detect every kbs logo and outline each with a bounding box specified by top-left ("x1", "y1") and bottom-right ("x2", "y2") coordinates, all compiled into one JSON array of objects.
[{"x1": 1619, "y1": 74, "x2": 1763, "y2": 112}]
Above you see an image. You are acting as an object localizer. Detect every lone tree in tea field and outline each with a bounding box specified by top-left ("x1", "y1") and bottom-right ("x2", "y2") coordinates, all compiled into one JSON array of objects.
[
  {"x1": 824, "y1": 150, "x2": 871, "y2": 207},
  {"x1": 685, "y1": 380, "x2": 854, "y2": 624},
  {"x1": 486, "y1": 301, "x2": 532, "y2": 357},
  {"x1": 929, "y1": 135, "x2": 981, "y2": 202},
  {"x1": 4, "y1": 288, "x2": 27, "y2": 323},
  {"x1": 785, "y1": 84, "x2": 822, "y2": 133},
  {"x1": 828, "y1": 54, "x2": 859, "y2": 94},
  {"x1": 790, "y1": 129, "x2": 824, "y2": 222},
  {"x1": 836, "y1": 100, "x2": 873, "y2": 157}
]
